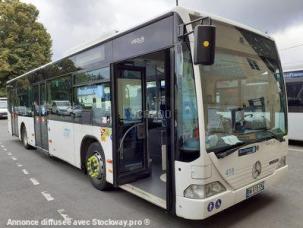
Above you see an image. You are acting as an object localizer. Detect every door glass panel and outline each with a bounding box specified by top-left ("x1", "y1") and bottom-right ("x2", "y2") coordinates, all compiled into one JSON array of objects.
[
  {"x1": 11, "y1": 89, "x2": 19, "y2": 136},
  {"x1": 33, "y1": 84, "x2": 49, "y2": 150},
  {"x1": 40, "y1": 84, "x2": 49, "y2": 150},
  {"x1": 33, "y1": 85, "x2": 41, "y2": 147},
  {"x1": 118, "y1": 70, "x2": 143, "y2": 123},
  {"x1": 40, "y1": 84, "x2": 47, "y2": 117},
  {"x1": 33, "y1": 85, "x2": 40, "y2": 115},
  {"x1": 117, "y1": 68, "x2": 146, "y2": 173}
]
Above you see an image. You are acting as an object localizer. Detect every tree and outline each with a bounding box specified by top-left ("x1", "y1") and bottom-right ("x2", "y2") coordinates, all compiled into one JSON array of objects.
[{"x1": 0, "y1": 0, "x2": 52, "y2": 96}]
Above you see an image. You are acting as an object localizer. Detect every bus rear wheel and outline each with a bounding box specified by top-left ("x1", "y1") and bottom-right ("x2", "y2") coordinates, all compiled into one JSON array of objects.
[
  {"x1": 85, "y1": 142, "x2": 110, "y2": 191},
  {"x1": 21, "y1": 126, "x2": 31, "y2": 149}
]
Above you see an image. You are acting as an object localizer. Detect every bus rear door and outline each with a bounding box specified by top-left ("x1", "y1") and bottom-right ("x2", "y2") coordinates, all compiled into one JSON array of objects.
[
  {"x1": 33, "y1": 83, "x2": 49, "y2": 151},
  {"x1": 11, "y1": 89, "x2": 19, "y2": 136}
]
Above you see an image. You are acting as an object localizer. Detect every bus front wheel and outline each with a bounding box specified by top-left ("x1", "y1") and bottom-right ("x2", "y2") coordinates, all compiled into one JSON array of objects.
[{"x1": 85, "y1": 142, "x2": 110, "y2": 191}]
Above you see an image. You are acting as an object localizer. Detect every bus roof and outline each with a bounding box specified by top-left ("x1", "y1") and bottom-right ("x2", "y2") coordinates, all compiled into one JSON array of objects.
[
  {"x1": 283, "y1": 64, "x2": 303, "y2": 72},
  {"x1": 7, "y1": 6, "x2": 273, "y2": 85}
]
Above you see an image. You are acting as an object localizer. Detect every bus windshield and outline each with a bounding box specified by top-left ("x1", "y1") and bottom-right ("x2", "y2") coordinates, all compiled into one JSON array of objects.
[{"x1": 199, "y1": 21, "x2": 287, "y2": 153}]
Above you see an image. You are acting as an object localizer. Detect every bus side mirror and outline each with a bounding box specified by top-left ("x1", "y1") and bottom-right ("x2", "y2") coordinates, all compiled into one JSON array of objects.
[{"x1": 194, "y1": 25, "x2": 216, "y2": 65}]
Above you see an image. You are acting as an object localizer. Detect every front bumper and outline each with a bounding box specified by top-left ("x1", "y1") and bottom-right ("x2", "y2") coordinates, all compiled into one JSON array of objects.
[
  {"x1": 0, "y1": 113, "x2": 8, "y2": 118},
  {"x1": 176, "y1": 165, "x2": 288, "y2": 220}
]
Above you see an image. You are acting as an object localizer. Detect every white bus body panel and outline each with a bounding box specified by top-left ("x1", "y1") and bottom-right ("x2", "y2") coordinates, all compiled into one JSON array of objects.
[
  {"x1": 17, "y1": 116, "x2": 35, "y2": 146},
  {"x1": 288, "y1": 112, "x2": 303, "y2": 140},
  {"x1": 48, "y1": 120, "x2": 113, "y2": 184},
  {"x1": 175, "y1": 139, "x2": 288, "y2": 220},
  {"x1": 175, "y1": 165, "x2": 287, "y2": 220},
  {"x1": 48, "y1": 120, "x2": 75, "y2": 164}
]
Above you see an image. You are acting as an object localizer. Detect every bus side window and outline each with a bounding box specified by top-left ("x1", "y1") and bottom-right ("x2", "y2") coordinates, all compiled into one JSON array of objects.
[
  {"x1": 47, "y1": 76, "x2": 73, "y2": 122},
  {"x1": 73, "y1": 83, "x2": 111, "y2": 126},
  {"x1": 287, "y1": 81, "x2": 303, "y2": 112}
]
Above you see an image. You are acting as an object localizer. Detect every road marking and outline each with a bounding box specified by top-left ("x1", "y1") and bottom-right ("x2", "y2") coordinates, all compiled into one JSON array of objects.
[
  {"x1": 22, "y1": 169, "x2": 29, "y2": 175},
  {"x1": 7, "y1": 152, "x2": 12, "y2": 156},
  {"x1": 30, "y1": 178, "x2": 40, "y2": 185},
  {"x1": 16, "y1": 163, "x2": 23, "y2": 167},
  {"x1": 3, "y1": 148, "x2": 7, "y2": 151},
  {"x1": 41, "y1": 191, "x2": 54, "y2": 201},
  {"x1": 289, "y1": 148, "x2": 303, "y2": 152},
  {"x1": 11, "y1": 156, "x2": 17, "y2": 161},
  {"x1": 57, "y1": 209, "x2": 72, "y2": 221},
  {"x1": 1, "y1": 145, "x2": 5, "y2": 148}
]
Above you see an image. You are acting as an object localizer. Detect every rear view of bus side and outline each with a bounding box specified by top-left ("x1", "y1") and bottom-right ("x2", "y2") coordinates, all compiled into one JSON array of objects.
[{"x1": 6, "y1": 7, "x2": 288, "y2": 220}]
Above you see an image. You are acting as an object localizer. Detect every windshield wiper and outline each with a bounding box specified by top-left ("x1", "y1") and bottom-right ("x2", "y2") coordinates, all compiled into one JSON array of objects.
[
  {"x1": 261, "y1": 130, "x2": 285, "y2": 142},
  {"x1": 211, "y1": 129, "x2": 285, "y2": 159},
  {"x1": 213, "y1": 141, "x2": 247, "y2": 159}
]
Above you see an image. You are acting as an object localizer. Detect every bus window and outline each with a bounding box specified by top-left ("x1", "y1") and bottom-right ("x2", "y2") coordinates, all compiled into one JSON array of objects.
[
  {"x1": 47, "y1": 76, "x2": 73, "y2": 122},
  {"x1": 175, "y1": 43, "x2": 200, "y2": 162},
  {"x1": 74, "y1": 83, "x2": 111, "y2": 126},
  {"x1": 16, "y1": 85, "x2": 32, "y2": 117},
  {"x1": 286, "y1": 81, "x2": 303, "y2": 112},
  {"x1": 74, "y1": 67, "x2": 110, "y2": 85}
]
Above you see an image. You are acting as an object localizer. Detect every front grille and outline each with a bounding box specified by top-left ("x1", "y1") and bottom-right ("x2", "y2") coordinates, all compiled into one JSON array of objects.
[{"x1": 225, "y1": 158, "x2": 276, "y2": 189}]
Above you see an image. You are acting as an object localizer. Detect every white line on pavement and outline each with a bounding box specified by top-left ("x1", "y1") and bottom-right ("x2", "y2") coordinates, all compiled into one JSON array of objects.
[
  {"x1": 3, "y1": 148, "x2": 7, "y2": 151},
  {"x1": 11, "y1": 157, "x2": 17, "y2": 161},
  {"x1": 41, "y1": 191, "x2": 54, "y2": 201},
  {"x1": 22, "y1": 169, "x2": 29, "y2": 175},
  {"x1": 57, "y1": 209, "x2": 72, "y2": 221},
  {"x1": 7, "y1": 152, "x2": 12, "y2": 155},
  {"x1": 1, "y1": 145, "x2": 5, "y2": 148},
  {"x1": 16, "y1": 163, "x2": 23, "y2": 167},
  {"x1": 30, "y1": 178, "x2": 40, "y2": 186}
]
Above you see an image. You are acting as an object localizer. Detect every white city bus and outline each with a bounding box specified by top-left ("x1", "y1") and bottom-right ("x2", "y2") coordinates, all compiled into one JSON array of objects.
[
  {"x1": 284, "y1": 66, "x2": 303, "y2": 141},
  {"x1": 7, "y1": 7, "x2": 288, "y2": 220}
]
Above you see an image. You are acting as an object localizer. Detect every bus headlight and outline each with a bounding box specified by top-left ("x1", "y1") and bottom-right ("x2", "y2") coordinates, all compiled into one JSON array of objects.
[
  {"x1": 184, "y1": 182, "x2": 226, "y2": 199},
  {"x1": 277, "y1": 156, "x2": 287, "y2": 168}
]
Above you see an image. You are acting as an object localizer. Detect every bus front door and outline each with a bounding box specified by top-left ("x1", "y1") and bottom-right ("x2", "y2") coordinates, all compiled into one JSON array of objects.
[
  {"x1": 114, "y1": 65, "x2": 150, "y2": 185},
  {"x1": 33, "y1": 84, "x2": 49, "y2": 151}
]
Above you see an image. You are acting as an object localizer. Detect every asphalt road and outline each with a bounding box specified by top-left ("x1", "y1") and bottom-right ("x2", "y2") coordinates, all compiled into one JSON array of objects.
[{"x1": 0, "y1": 119, "x2": 302, "y2": 228}]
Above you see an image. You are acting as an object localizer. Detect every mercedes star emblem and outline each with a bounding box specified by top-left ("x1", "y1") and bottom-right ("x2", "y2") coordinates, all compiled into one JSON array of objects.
[{"x1": 252, "y1": 161, "x2": 262, "y2": 179}]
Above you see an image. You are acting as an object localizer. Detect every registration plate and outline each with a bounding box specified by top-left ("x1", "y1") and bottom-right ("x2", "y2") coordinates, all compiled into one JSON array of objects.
[{"x1": 246, "y1": 181, "x2": 264, "y2": 198}]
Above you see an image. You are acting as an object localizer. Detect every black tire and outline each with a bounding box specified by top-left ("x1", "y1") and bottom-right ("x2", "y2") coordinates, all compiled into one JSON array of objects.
[
  {"x1": 85, "y1": 142, "x2": 111, "y2": 191},
  {"x1": 21, "y1": 126, "x2": 31, "y2": 149}
]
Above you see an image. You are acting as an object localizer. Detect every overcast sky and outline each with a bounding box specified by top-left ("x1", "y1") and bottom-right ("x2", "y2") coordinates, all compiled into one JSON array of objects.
[{"x1": 22, "y1": 0, "x2": 303, "y2": 69}]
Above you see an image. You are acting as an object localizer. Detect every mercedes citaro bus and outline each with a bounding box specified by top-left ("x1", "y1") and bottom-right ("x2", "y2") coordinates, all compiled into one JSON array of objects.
[{"x1": 6, "y1": 7, "x2": 288, "y2": 220}]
